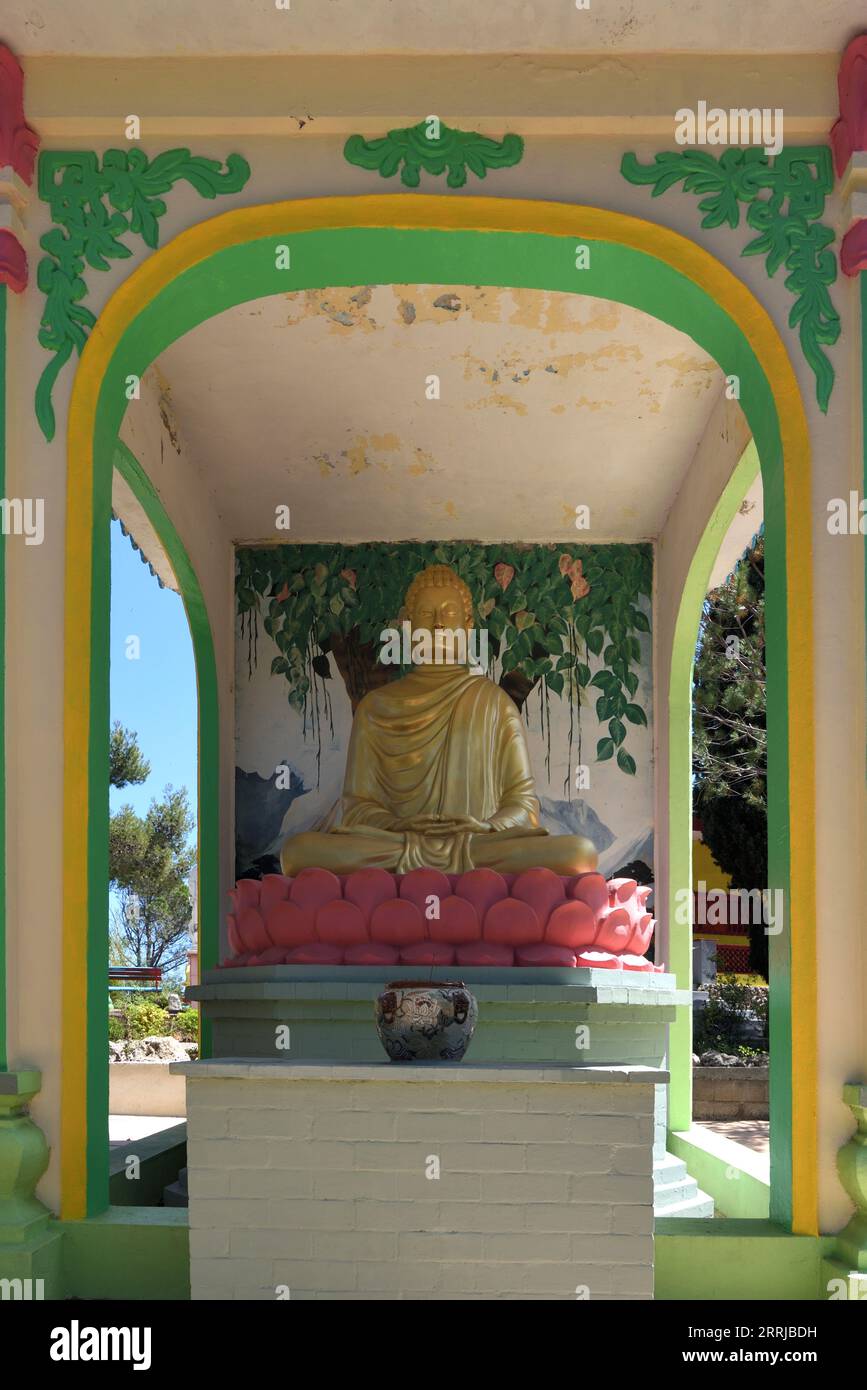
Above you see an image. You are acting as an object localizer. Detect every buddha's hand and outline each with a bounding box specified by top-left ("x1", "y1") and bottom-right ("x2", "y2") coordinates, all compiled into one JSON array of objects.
[{"x1": 401, "y1": 814, "x2": 492, "y2": 834}]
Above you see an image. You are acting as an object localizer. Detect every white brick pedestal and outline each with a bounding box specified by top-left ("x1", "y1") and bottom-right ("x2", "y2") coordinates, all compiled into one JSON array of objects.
[{"x1": 172, "y1": 1059, "x2": 666, "y2": 1300}]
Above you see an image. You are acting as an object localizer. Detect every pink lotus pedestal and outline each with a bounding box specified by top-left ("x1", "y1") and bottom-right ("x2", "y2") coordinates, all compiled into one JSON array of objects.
[{"x1": 222, "y1": 866, "x2": 659, "y2": 972}]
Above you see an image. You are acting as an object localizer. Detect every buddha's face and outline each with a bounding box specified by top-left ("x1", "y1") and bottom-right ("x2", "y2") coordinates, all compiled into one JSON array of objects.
[
  {"x1": 407, "y1": 582, "x2": 472, "y2": 664},
  {"x1": 409, "y1": 584, "x2": 467, "y2": 634}
]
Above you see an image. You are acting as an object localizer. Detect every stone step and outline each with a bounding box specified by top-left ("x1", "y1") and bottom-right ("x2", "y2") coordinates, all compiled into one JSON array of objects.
[
  {"x1": 653, "y1": 1153, "x2": 714, "y2": 1218},
  {"x1": 654, "y1": 1176, "x2": 700, "y2": 1207},
  {"x1": 653, "y1": 1150, "x2": 716, "y2": 1217},
  {"x1": 654, "y1": 1153, "x2": 690, "y2": 1184},
  {"x1": 656, "y1": 1190, "x2": 716, "y2": 1220}
]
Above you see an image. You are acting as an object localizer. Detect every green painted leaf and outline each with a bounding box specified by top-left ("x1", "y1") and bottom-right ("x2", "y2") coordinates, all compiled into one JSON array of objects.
[
  {"x1": 617, "y1": 749, "x2": 637, "y2": 776},
  {"x1": 625, "y1": 703, "x2": 648, "y2": 726},
  {"x1": 596, "y1": 737, "x2": 615, "y2": 762},
  {"x1": 590, "y1": 670, "x2": 614, "y2": 691},
  {"x1": 609, "y1": 717, "x2": 626, "y2": 746}
]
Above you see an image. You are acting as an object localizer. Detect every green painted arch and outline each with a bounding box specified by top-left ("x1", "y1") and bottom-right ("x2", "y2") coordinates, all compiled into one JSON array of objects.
[
  {"x1": 666, "y1": 441, "x2": 761, "y2": 1123},
  {"x1": 77, "y1": 219, "x2": 796, "y2": 1222}
]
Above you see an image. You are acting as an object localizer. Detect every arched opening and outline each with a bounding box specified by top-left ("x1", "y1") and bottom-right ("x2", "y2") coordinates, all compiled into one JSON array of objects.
[
  {"x1": 104, "y1": 439, "x2": 217, "y2": 1205},
  {"x1": 60, "y1": 197, "x2": 814, "y2": 1237}
]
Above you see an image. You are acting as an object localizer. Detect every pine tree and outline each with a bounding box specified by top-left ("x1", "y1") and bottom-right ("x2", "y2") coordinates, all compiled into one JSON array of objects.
[
  {"x1": 109, "y1": 786, "x2": 195, "y2": 974},
  {"x1": 692, "y1": 536, "x2": 768, "y2": 977},
  {"x1": 109, "y1": 721, "x2": 151, "y2": 789}
]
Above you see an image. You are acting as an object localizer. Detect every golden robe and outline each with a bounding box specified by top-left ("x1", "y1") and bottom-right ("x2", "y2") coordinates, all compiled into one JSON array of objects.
[{"x1": 280, "y1": 665, "x2": 596, "y2": 877}]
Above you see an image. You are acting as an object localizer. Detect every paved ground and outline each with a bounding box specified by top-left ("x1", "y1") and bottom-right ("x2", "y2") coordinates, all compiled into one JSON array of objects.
[
  {"x1": 108, "y1": 1114, "x2": 185, "y2": 1149},
  {"x1": 701, "y1": 1119, "x2": 770, "y2": 1157}
]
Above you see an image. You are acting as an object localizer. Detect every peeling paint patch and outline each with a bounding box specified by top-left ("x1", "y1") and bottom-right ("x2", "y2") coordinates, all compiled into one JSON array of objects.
[
  {"x1": 433, "y1": 292, "x2": 462, "y2": 313},
  {"x1": 655, "y1": 352, "x2": 719, "y2": 381},
  {"x1": 506, "y1": 289, "x2": 622, "y2": 335},
  {"x1": 310, "y1": 433, "x2": 410, "y2": 480},
  {"x1": 149, "y1": 363, "x2": 183, "y2": 455},
  {"x1": 286, "y1": 287, "x2": 380, "y2": 334},
  {"x1": 369, "y1": 433, "x2": 401, "y2": 452},
  {"x1": 467, "y1": 391, "x2": 528, "y2": 416},
  {"x1": 571, "y1": 395, "x2": 617, "y2": 412},
  {"x1": 407, "y1": 447, "x2": 436, "y2": 476},
  {"x1": 398, "y1": 299, "x2": 416, "y2": 325}
]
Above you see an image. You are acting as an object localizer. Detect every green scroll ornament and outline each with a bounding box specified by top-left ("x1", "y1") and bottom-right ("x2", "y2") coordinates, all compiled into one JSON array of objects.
[
  {"x1": 36, "y1": 147, "x2": 251, "y2": 440},
  {"x1": 344, "y1": 119, "x2": 523, "y2": 189},
  {"x1": 621, "y1": 146, "x2": 839, "y2": 412}
]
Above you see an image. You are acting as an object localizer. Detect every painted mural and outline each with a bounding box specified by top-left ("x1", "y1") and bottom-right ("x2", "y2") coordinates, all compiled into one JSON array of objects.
[{"x1": 234, "y1": 541, "x2": 654, "y2": 882}]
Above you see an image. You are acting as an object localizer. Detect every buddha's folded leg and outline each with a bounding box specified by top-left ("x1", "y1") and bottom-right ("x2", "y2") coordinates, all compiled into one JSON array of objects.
[
  {"x1": 469, "y1": 830, "x2": 598, "y2": 875},
  {"x1": 280, "y1": 827, "x2": 404, "y2": 876}
]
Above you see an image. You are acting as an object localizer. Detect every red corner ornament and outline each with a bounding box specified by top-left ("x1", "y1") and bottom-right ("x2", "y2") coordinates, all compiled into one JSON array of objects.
[
  {"x1": 832, "y1": 33, "x2": 867, "y2": 179},
  {"x1": 842, "y1": 221, "x2": 867, "y2": 279},
  {"x1": 0, "y1": 44, "x2": 39, "y2": 184},
  {"x1": 0, "y1": 228, "x2": 27, "y2": 292}
]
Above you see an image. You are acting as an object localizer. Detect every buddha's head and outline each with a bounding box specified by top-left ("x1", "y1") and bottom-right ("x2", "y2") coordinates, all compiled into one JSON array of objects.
[{"x1": 404, "y1": 565, "x2": 474, "y2": 665}]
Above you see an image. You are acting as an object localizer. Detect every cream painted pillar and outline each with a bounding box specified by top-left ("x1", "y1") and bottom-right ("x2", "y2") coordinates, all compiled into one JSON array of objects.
[{"x1": 4, "y1": 272, "x2": 68, "y2": 1213}]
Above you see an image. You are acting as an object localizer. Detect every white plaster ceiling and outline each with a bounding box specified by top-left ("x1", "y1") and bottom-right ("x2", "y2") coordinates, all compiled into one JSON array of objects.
[{"x1": 156, "y1": 284, "x2": 728, "y2": 544}]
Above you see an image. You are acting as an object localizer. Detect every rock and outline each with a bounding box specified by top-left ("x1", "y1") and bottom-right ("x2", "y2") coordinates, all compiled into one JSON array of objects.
[
  {"x1": 692, "y1": 1053, "x2": 700, "y2": 1066},
  {"x1": 166, "y1": 993, "x2": 184, "y2": 1014},
  {"x1": 109, "y1": 1042, "x2": 124, "y2": 1063},
  {"x1": 119, "y1": 1035, "x2": 191, "y2": 1062},
  {"x1": 700, "y1": 1049, "x2": 741, "y2": 1067}
]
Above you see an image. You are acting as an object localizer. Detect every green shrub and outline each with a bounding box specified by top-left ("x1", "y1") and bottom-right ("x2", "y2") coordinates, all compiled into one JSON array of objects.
[
  {"x1": 108, "y1": 1014, "x2": 127, "y2": 1042},
  {"x1": 171, "y1": 1008, "x2": 199, "y2": 1042},
  {"x1": 125, "y1": 1000, "x2": 169, "y2": 1040},
  {"x1": 695, "y1": 976, "x2": 768, "y2": 1054}
]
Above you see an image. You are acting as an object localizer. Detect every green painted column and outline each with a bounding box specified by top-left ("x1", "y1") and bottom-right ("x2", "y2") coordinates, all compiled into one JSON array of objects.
[{"x1": 667, "y1": 441, "x2": 760, "y2": 1134}]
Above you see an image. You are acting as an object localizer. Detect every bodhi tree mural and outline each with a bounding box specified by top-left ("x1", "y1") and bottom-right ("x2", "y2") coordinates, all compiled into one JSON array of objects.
[{"x1": 236, "y1": 541, "x2": 652, "y2": 795}]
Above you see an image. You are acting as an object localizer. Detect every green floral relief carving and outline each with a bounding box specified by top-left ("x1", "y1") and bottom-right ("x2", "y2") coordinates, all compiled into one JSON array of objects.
[
  {"x1": 344, "y1": 120, "x2": 523, "y2": 188},
  {"x1": 35, "y1": 148, "x2": 251, "y2": 441},
  {"x1": 621, "y1": 146, "x2": 840, "y2": 412}
]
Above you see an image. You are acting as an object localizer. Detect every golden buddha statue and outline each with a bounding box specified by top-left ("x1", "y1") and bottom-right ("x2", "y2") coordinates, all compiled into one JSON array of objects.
[{"x1": 280, "y1": 564, "x2": 597, "y2": 877}]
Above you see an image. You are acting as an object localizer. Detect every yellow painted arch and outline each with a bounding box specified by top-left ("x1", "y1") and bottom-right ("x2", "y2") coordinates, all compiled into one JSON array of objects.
[{"x1": 62, "y1": 194, "x2": 815, "y2": 1228}]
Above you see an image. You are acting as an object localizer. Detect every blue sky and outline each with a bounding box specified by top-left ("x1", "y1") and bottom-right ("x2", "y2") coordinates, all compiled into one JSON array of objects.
[{"x1": 109, "y1": 520, "x2": 198, "y2": 824}]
